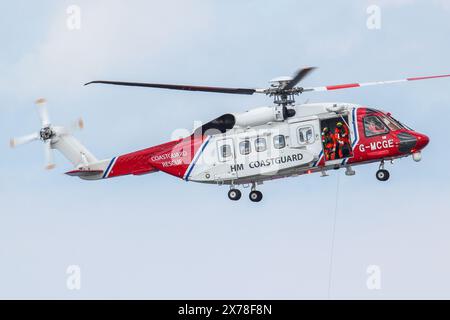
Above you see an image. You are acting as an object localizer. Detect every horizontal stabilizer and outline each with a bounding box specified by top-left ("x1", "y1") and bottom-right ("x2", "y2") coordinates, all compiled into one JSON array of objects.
[{"x1": 65, "y1": 169, "x2": 104, "y2": 177}]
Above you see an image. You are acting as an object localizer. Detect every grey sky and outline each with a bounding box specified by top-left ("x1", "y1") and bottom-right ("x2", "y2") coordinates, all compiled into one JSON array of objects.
[{"x1": 1, "y1": 0, "x2": 450, "y2": 299}]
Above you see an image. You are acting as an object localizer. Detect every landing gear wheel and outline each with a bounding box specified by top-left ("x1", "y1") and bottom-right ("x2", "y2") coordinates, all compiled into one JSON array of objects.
[
  {"x1": 376, "y1": 169, "x2": 390, "y2": 181},
  {"x1": 228, "y1": 189, "x2": 241, "y2": 201},
  {"x1": 249, "y1": 190, "x2": 263, "y2": 202}
]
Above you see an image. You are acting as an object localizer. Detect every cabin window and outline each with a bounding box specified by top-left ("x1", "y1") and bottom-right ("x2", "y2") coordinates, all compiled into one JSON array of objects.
[
  {"x1": 220, "y1": 144, "x2": 232, "y2": 159},
  {"x1": 363, "y1": 115, "x2": 389, "y2": 137},
  {"x1": 255, "y1": 138, "x2": 267, "y2": 152},
  {"x1": 273, "y1": 135, "x2": 286, "y2": 149},
  {"x1": 298, "y1": 126, "x2": 314, "y2": 144},
  {"x1": 239, "y1": 140, "x2": 251, "y2": 155}
]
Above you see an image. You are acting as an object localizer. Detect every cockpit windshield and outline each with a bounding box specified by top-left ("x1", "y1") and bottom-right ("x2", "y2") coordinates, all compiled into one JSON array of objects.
[
  {"x1": 379, "y1": 115, "x2": 402, "y2": 131},
  {"x1": 380, "y1": 114, "x2": 412, "y2": 131},
  {"x1": 391, "y1": 115, "x2": 413, "y2": 130}
]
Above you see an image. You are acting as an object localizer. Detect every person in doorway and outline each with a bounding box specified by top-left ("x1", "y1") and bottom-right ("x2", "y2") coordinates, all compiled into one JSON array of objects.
[
  {"x1": 334, "y1": 121, "x2": 352, "y2": 158},
  {"x1": 322, "y1": 127, "x2": 336, "y2": 161}
]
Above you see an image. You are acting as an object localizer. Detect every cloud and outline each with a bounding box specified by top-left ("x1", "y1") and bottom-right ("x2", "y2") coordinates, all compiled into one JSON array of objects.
[
  {"x1": 434, "y1": 0, "x2": 450, "y2": 11},
  {"x1": 0, "y1": 0, "x2": 213, "y2": 103}
]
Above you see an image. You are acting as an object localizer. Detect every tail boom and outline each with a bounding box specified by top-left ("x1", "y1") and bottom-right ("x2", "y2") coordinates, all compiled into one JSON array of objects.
[{"x1": 75, "y1": 134, "x2": 208, "y2": 181}]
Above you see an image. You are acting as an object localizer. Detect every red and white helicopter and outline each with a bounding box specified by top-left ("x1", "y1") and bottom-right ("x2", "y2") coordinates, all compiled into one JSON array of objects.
[{"x1": 11, "y1": 68, "x2": 449, "y2": 202}]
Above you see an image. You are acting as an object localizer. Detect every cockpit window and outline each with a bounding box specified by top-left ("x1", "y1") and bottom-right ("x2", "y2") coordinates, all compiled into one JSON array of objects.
[
  {"x1": 363, "y1": 115, "x2": 389, "y2": 137},
  {"x1": 387, "y1": 115, "x2": 413, "y2": 130},
  {"x1": 380, "y1": 115, "x2": 402, "y2": 131}
]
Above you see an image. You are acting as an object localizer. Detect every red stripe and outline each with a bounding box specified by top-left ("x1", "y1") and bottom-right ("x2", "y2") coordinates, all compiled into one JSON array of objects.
[
  {"x1": 326, "y1": 83, "x2": 360, "y2": 90},
  {"x1": 107, "y1": 140, "x2": 179, "y2": 178},
  {"x1": 407, "y1": 74, "x2": 450, "y2": 81},
  {"x1": 147, "y1": 134, "x2": 207, "y2": 179}
]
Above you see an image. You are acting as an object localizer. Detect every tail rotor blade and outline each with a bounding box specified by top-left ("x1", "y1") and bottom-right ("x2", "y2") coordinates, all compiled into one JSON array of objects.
[
  {"x1": 56, "y1": 118, "x2": 84, "y2": 136},
  {"x1": 69, "y1": 118, "x2": 84, "y2": 132},
  {"x1": 10, "y1": 132, "x2": 40, "y2": 148},
  {"x1": 36, "y1": 98, "x2": 51, "y2": 127},
  {"x1": 44, "y1": 140, "x2": 55, "y2": 170}
]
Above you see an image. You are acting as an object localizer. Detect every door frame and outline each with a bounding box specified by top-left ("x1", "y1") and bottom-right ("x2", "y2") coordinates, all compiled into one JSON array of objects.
[{"x1": 319, "y1": 113, "x2": 353, "y2": 165}]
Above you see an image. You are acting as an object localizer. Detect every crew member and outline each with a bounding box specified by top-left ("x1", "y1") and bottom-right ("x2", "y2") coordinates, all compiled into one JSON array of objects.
[
  {"x1": 334, "y1": 121, "x2": 352, "y2": 158},
  {"x1": 367, "y1": 117, "x2": 387, "y2": 134},
  {"x1": 322, "y1": 127, "x2": 336, "y2": 161}
]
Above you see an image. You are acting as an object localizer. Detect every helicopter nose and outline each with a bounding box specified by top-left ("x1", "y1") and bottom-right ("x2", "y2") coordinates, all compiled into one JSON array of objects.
[{"x1": 415, "y1": 132, "x2": 430, "y2": 150}]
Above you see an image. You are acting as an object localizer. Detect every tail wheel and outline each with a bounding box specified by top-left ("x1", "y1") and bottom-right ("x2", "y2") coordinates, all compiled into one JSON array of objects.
[
  {"x1": 228, "y1": 189, "x2": 242, "y2": 201},
  {"x1": 249, "y1": 190, "x2": 263, "y2": 202},
  {"x1": 376, "y1": 169, "x2": 390, "y2": 181}
]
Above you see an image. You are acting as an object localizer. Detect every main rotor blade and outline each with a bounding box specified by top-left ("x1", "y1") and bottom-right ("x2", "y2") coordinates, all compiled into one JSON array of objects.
[
  {"x1": 44, "y1": 140, "x2": 55, "y2": 170},
  {"x1": 10, "y1": 132, "x2": 39, "y2": 148},
  {"x1": 36, "y1": 98, "x2": 50, "y2": 127},
  {"x1": 302, "y1": 73, "x2": 450, "y2": 93},
  {"x1": 283, "y1": 67, "x2": 317, "y2": 90},
  {"x1": 85, "y1": 80, "x2": 257, "y2": 95}
]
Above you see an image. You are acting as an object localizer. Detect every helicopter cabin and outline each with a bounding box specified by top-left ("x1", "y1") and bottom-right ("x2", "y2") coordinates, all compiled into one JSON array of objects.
[{"x1": 190, "y1": 103, "x2": 357, "y2": 183}]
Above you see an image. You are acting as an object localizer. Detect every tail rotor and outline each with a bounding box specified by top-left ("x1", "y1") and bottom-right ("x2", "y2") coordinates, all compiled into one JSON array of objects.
[{"x1": 10, "y1": 98, "x2": 83, "y2": 170}]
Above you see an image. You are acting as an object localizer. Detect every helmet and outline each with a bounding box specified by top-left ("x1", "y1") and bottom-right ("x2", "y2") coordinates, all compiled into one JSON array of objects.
[{"x1": 336, "y1": 122, "x2": 343, "y2": 127}]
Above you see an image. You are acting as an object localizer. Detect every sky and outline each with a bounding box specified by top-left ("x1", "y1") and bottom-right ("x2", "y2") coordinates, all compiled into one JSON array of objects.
[{"x1": 1, "y1": 0, "x2": 450, "y2": 299}]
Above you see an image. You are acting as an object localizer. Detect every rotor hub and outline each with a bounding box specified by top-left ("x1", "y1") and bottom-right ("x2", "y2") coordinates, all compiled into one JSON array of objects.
[
  {"x1": 40, "y1": 127, "x2": 53, "y2": 141},
  {"x1": 265, "y1": 87, "x2": 304, "y2": 106}
]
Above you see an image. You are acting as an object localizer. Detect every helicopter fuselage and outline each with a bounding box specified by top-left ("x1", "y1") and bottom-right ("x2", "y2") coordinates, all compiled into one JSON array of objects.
[
  {"x1": 14, "y1": 69, "x2": 444, "y2": 201},
  {"x1": 96, "y1": 103, "x2": 429, "y2": 188}
]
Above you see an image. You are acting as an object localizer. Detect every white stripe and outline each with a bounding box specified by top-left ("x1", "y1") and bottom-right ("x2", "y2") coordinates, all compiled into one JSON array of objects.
[
  {"x1": 311, "y1": 86, "x2": 327, "y2": 92},
  {"x1": 105, "y1": 157, "x2": 118, "y2": 178},
  {"x1": 359, "y1": 79, "x2": 407, "y2": 87},
  {"x1": 352, "y1": 107, "x2": 360, "y2": 147},
  {"x1": 183, "y1": 136, "x2": 210, "y2": 180},
  {"x1": 343, "y1": 107, "x2": 359, "y2": 165}
]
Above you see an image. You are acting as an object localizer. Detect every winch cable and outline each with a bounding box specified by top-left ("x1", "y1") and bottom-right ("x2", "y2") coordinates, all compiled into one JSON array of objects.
[{"x1": 327, "y1": 174, "x2": 340, "y2": 299}]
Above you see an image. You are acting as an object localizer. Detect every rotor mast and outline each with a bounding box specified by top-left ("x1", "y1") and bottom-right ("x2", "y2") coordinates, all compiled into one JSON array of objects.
[{"x1": 264, "y1": 68, "x2": 315, "y2": 107}]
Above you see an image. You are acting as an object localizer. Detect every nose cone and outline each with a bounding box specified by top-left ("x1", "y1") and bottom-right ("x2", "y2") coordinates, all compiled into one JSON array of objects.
[{"x1": 415, "y1": 133, "x2": 430, "y2": 150}]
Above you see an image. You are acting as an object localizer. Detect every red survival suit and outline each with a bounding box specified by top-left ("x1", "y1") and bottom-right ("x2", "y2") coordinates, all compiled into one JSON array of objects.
[
  {"x1": 334, "y1": 123, "x2": 352, "y2": 158},
  {"x1": 322, "y1": 128, "x2": 336, "y2": 161}
]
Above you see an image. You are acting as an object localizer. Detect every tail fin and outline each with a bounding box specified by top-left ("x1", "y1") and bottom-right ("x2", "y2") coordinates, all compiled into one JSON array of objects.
[
  {"x1": 11, "y1": 98, "x2": 158, "y2": 181},
  {"x1": 51, "y1": 128, "x2": 98, "y2": 167}
]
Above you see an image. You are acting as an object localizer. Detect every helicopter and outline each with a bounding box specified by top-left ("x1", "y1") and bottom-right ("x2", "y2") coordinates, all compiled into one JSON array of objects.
[{"x1": 10, "y1": 68, "x2": 449, "y2": 202}]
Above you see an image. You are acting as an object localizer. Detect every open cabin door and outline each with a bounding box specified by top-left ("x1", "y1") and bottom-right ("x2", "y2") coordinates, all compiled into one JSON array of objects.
[{"x1": 319, "y1": 113, "x2": 353, "y2": 165}]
